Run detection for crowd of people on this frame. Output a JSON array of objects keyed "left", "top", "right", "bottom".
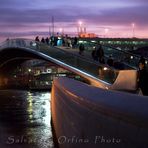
[{"left": 35, "top": 35, "right": 78, "bottom": 48}]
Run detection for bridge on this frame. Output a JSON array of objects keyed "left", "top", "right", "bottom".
[
  {"left": 1, "top": 39, "right": 148, "bottom": 148},
  {"left": 0, "top": 38, "right": 137, "bottom": 91}
]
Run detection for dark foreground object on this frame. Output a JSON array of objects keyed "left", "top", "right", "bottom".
[{"left": 51, "top": 77, "right": 148, "bottom": 148}]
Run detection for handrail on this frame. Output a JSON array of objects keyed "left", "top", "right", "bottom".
[
  {"left": 80, "top": 39, "right": 148, "bottom": 69},
  {"left": 81, "top": 39, "right": 147, "bottom": 59}
]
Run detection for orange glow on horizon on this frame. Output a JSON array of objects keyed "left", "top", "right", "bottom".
[{"left": 0, "top": 21, "right": 148, "bottom": 42}]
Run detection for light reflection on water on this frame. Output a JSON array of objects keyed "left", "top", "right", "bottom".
[
  {"left": 0, "top": 90, "right": 54, "bottom": 148},
  {"left": 26, "top": 92, "right": 52, "bottom": 125}
]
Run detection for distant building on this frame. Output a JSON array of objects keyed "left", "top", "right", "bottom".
[
  {"left": 78, "top": 37, "right": 148, "bottom": 51},
  {"left": 79, "top": 33, "right": 97, "bottom": 38}
]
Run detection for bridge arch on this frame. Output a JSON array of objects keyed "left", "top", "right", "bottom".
[{"left": 0, "top": 47, "right": 52, "bottom": 70}]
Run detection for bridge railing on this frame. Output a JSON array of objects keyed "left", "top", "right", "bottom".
[
  {"left": 103, "top": 45, "right": 148, "bottom": 69},
  {"left": 79, "top": 40, "right": 148, "bottom": 69}
]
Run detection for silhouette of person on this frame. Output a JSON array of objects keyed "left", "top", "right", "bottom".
[
  {"left": 139, "top": 56, "right": 145, "bottom": 65},
  {"left": 45, "top": 37, "right": 49, "bottom": 45},
  {"left": 138, "top": 62, "right": 148, "bottom": 95},
  {"left": 35, "top": 36, "right": 40, "bottom": 42},
  {"left": 107, "top": 55, "right": 114, "bottom": 66},
  {"left": 91, "top": 47, "right": 98, "bottom": 61},
  {"left": 73, "top": 37, "right": 78, "bottom": 48},
  {"left": 96, "top": 44, "right": 105, "bottom": 64},
  {"left": 41, "top": 37, "right": 45, "bottom": 43},
  {"left": 79, "top": 43, "right": 85, "bottom": 55}
]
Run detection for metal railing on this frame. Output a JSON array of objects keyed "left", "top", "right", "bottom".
[{"left": 79, "top": 40, "right": 148, "bottom": 69}]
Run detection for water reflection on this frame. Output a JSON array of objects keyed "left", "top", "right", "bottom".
[{"left": 0, "top": 90, "right": 54, "bottom": 148}]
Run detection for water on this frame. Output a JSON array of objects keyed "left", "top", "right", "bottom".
[{"left": 0, "top": 89, "right": 54, "bottom": 148}]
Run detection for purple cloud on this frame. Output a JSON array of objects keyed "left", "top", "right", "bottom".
[{"left": 0, "top": 0, "right": 148, "bottom": 41}]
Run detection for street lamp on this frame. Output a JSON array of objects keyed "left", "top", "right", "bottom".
[
  {"left": 104, "top": 28, "right": 109, "bottom": 38},
  {"left": 79, "top": 21, "right": 82, "bottom": 26},
  {"left": 78, "top": 21, "right": 83, "bottom": 34},
  {"left": 59, "top": 28, "right": 64, "bottom": 35},
  {"left": 132, "top": 23, "right": 135, "bottom": 38},
  {"left": 59, "top": 28, "right": 62, "bottom": 32}
]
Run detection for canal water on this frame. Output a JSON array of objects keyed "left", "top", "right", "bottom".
[{"left": 0, "top": 89, "right": 54, "bottom": 148}]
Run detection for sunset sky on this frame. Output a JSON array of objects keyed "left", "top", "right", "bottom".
[{"left": 0, "top": 0, "right": 148, "bottom": 41}]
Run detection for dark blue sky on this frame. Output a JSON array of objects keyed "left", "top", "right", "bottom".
[{"left": 0, "top": 0, "right": 148, "bottom": 41}]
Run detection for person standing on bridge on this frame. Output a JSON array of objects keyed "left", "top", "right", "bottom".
[
  {"left": 138, "top": 56, "right": 145, "bottom": 66},
  {"left": 79, "top": 43, "right": 85, "bottom": 55},
  {"left": 107, "top": 55, "right": 114, "bottom": 67},
  {"left": 138, "top": 61, "right": 148, "bottom": 96},
  {"left": 96, "top": 44, "right": 105, "bottom": 64},
  {"left": 73, "top": 37, "right": 78, "bottom": 48},
  {"left": 35, "top": 36, "right": 40, "bottom": 42},
  {"left": 45, "top": 37, "right": 49, "bottom": 45},
  {"left": 41, "top": 37, "right": 45, "bottom": 43}
]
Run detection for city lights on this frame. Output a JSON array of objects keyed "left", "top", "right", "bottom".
[
  {"left": 78, "top": 21, "right": 82, "bottom": 27},
  {"left": 104, "top": 28, "right": 109, "bottom": 37}
]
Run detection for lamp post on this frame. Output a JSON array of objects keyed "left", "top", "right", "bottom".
[
  {"left": 52, "top": 16, "right": 54, "bottom": 36},
  {"left": 78, "top": 21, "right": 83, "bottom": 34},
  {"left": 132, "top": 23, "right": 135, "bottom": 38},
  {"left": 104, "top": 28, "right": 109, "bottom": 38},
  {"left": 59, "top": 28, "right": 64, "bottom": 35}
]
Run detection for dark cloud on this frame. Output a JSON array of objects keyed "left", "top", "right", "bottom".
[
  {"left": 0, "top": 4, "right": 148, "bottom": 26},
  {"left": 0, "top": 31, "right": 49, "bottom": 37},
  {"left": 90, "top": 5, "right": 148, "bottom": 26}
]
